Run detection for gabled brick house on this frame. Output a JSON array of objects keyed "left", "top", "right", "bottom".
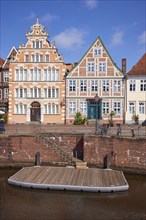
[
  {"left": 8, "top": 18, "right": 67, "bottom": 124},
  {"left": 66, "top": 36, "right": 125, "bottom": 124}
]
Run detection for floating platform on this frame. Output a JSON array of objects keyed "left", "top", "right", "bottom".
[{"left": 8, "top": 166, "right": 129, "bottom": 193}]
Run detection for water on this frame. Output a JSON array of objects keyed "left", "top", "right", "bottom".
[{"left": 0, "top": 168, "right": 146, "bottom": 220}]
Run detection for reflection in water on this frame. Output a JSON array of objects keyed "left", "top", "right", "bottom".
[{"left": 0, "top": 168, "right": 146, "bottom": 220}]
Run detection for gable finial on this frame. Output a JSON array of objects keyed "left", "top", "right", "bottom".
[{"left": 36, "top": 16, "right": 39, "bottom": 24}]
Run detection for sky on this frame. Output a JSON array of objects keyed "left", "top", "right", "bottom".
[{"left": 0, "top": 0, "right": 146, "bottom": 72}]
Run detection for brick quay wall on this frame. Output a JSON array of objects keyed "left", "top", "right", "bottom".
[{"left": 0, "top": 133, "right": 146, "bottom": 174}]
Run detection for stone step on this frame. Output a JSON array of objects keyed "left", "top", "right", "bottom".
[{"left": 75, "top": 161, "right": 88, "bottom": 169}]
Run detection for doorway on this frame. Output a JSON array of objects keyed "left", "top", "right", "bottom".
[{"left": 30, "top": 102, "right": 41, "bottom": 122}]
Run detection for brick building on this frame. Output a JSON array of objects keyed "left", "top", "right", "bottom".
[
  {"left": 66, "top": 36, "right": 125, "bottom": 124},
  {"left": 8, "top": 18, "right": 67, "bottom": 124}
]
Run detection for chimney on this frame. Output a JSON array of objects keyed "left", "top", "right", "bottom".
[{"left": 122, "top": 58, "right": 126, "bottom": 75}]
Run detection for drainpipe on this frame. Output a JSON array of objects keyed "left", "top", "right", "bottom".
[{"left": 122, "top": 58, "right": 127, "bottom": 124}]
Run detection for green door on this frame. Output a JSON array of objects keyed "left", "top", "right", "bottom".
[{"left": 88, "top": 102, "right": 96, "bottom": 119}]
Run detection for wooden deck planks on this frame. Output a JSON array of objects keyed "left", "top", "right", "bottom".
[{"left": 8, "top": 166, "right": 129, "bottom": 192}]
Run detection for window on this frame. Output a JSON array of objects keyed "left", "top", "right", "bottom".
[
  {"left": 69, "top": 80, "right": 76, "bottom": 92},
  {"left": 80, "top": 80, "right": 87, "bottom": 92},
  {"left": 99, "top": 62, "right": 106, "bottom": 72},
  {"left": 3, "top": 72, "right": 9, "bottom": 82},
  {"left": 55, "top": 69, "right": 59, "bottom": 81},
  {"left": 129, "top": 102, "right": 135, "bottom": 114},
  {"left": 69, "top": 101, "right": 76, "bottom": 114},
  {"left": 114, "top": 80, "right": 121, "bottom": 92},
  {"left": 36, "top": 41, "right": 39, "bottom": 48},
  {"left": 87, "top": 62, "right": 95, "bottom": 72},
  {"left": 129, "top": 79, "right": 136, "bottom": 91},
  {"left": 140, "top": 80, "right": 146, "bottom": 91},
  {"left": 94, "top": 48, "right": 101, "bottom": 56},
  {"left": 0, "top": 89, "right": 2, "bottom": 99},
  {"left": 30, "top": 88, "right": 41, "bottom": 98},
  {"left": 31, "top": 55, "right": 35, "bottom": 62},
  {"left": 102, "top": 80, "right": 109, "bottom": 92},
  {"left": 52, "top": 69, "right": 55, "bottom": 81},
  {"left": 4, "top": 88, "right": 9, "bottom": 99},
  {"left": 44, "top": 88, "right": 59, "bottom": 98},
  {"left": 40, "top": 55, "right": 43, "bottom": 62},
  {"left": 114, "top": 102, "right": 121, "bottom": 114},
  {"left": 80, "top": 101, "right": 87, "bottom": 114},
  {"left": 91, "top": 80, "right": 98, "bottom": 92},
  {"left": 139, "top": 102, "right": 145, "bottom": 114},
  {"left": 46, "top": 54, "right": 49, "bottom": 62},
  {"left": 103, "top": 102, "right": 109, "bottom": 114},
  {"left": 15, "top": 104, "right": 27, "bottom": 114},
  {"left": 25, "top": 55, "right": 29, "bottom": 62},
  {"left": 43, "top": 69, "right": 58, "bottom": 81},
  {"left": 44, "top": 104, "right": 59, "bottom": 114},
  {"left": 15, "top": 88, "right": 27, "bottom": 98}
]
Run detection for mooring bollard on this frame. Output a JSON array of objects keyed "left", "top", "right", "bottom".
[
  {"left": 35, "top": 151, "right": 41, "bottom": 166},
  {"left": 103, "top": 154, "right": 110, "bottom": 169}
]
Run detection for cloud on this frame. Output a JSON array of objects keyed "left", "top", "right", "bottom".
[
  {"left": 25, "top": 12, "right": 36, "bottom": 20},
  {"left": 52, "top": 27, "right": 87, "bottom": 50},
  {"left": 25, "top": 12, "right": 58, "bottom": 23},
  {"left": 110, "top": 28, "right": 124, "bottom": 47},
  {"left": 84, "top": 0, "right": 98, "bottom": 9},
  {"left": 41, "top": 13, "right": 59, "bottom": 23},
  {"left": 138, "top": 31, "right": 146, "bottom": 44}
]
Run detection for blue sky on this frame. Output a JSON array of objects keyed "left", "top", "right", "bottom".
[{"left": 0, "top": 0, "right": 146, "bottom": 71}]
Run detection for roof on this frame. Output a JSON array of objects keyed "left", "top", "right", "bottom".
[
  {"left": 128, "top": 53, "right": 146, "bottom": 75},
  {"left": 0, "top": 58, "right": 5, "bottom": 67}
]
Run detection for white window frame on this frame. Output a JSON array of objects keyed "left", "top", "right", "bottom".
[
  {"left": 99, "top": 62, "right": 106, "bottom": 72},
  {"left": 103, "top": 102, "right": 109, "bottom": 114},
  {"left": 129, "top": 79, "right": 136, "bottom": 91},
  {"left": 129, "top": 102, "right": 135, "bottom": 114},
  {"left": 139, "top": 102, "right": 145, "bottom": 114},
  {"left": 69, "top": 80, "right": 76, "bottom": 92},
  {"left": 80, "top": 101, "right": 87, "bottom": 114},
  {"left": 102, "top": 80, "right": 109, "bottom": 92},
  {"left": 140, "top": 79, "right": 146, "bottom": 91},
  {"left": 114, "top": 102, "right": 121, "bottom": 114},
  {"left": 94, "top": 47, "right": 102, "bottom": 57},
  {"left": 80, "top": 80, "right": 87, "bottom": 92},
  {"left": 69, "top": 101, "right": 76, "bottom": 114},
  {"left": 3, "top": 71, "right": 9, "bottom": 82},
  {"left": 91, "top": 80, "right": 98, "bottom": 92},
  {"left": 87, "top": 62, "right": 95, "bottom": 72},
  {"left": 4, "top": 88, "right": 9, "bottom": 98},
  {"left": 44, "top": 104, "right": 59, "bottom": 114},
  {"left": 15, "top": 104, "right": 27, "bottom": 114},
  {"left": 114, "top": 80, "right": 121, "bottom": 92}
]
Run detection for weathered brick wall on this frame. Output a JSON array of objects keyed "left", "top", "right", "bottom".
[
  {"left": 0, "top": 134, "right": 145, "bottom": 172},
  {"left": 0, "top": 135, "right": 64, "bottom": 166},
  {"left": 84, "top": 135, "right": 146, "bottom": 170}
]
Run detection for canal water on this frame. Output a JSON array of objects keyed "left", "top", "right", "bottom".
[{"left": 0, "top": 168, "right": 146, "bottom": 220}]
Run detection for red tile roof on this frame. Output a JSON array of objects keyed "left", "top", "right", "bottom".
[
  {"left": 0, "top": 58, "right": 5, "bottom": 67},
  {"left": 128, "top": 53, "right": 146, "bottom": 75}
]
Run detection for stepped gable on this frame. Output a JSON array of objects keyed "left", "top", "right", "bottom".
[{"left": 128, "top": 53, "right": 146, "bottom": 75}]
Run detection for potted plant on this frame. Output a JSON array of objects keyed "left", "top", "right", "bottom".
[
  {"left": 132, "top": 113, "right": 139, "bottom": 124},
  {"left": 108, "top": 111, "right": 115, "bottom": 127}
]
